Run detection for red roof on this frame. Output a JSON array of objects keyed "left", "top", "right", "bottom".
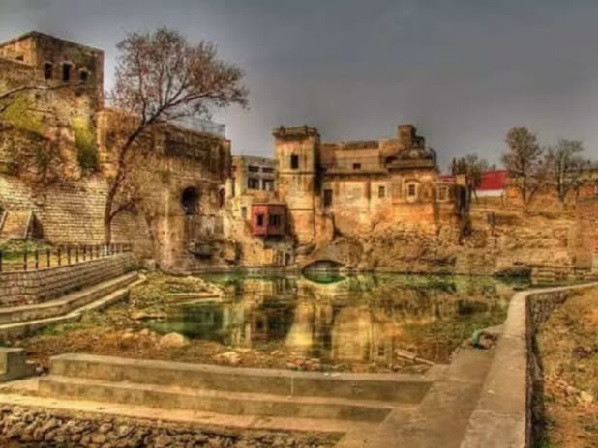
[
  {"left": 439, "top": 170, "right": 508, "bottom": 190},
  {"left": 479, "top": 170, "right": 508, "bottom": 190}
]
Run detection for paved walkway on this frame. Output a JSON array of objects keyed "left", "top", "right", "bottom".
[{"left": 337, "top": 348, "right": 493, "bottom": 447}]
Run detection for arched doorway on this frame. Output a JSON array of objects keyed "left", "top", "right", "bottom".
[{"left": 181, "top": 186, "right": 199, "bottom": 216}]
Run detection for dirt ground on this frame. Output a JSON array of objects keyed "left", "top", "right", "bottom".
[{"left": 534, "top": 289, "right": 598, "bottom": 448}]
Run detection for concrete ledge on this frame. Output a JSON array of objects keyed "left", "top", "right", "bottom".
[
  {"left": 48, "top": 352, "right": 436, "bottom": 404},
  {"left": 460, "top": 282, "right": 598, "bottom": 448},
  {"left": 0, "top": 348, "right": 35, "bottom": 382}
]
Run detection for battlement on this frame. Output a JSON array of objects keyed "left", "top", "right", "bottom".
[{"left": 272, "top": 126, "right": 319, "bottom": 140}]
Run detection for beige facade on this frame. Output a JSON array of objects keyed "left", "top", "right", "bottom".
[{"left": 273, "top": 124, "right": 464, "bottom": 248}]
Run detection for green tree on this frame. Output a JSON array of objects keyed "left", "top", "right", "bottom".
[
  {"left": 501, "top": 127, "right": 545, "bottom": 210},
  {"left": 103, "top": 27, "right": 248, "bottom": 243}
]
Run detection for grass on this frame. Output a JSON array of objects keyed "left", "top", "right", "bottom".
[{"left": 533, "top": 289, "right": 598, "bottom": 447}]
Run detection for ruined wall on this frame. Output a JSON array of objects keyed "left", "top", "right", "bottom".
[
  {"left": 0, "top": 253, "right": 136, "bottom": 306},
  {"left": 97, "top": 110, "right": 230, "bottom": 270}
]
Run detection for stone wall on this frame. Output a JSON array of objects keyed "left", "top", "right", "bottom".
[
  {"left": 0, "top": 252, "right": 136, "bottom": 306},
  {"left": 0, "top": 405, "right": 338, "bottom": 448},
  {"left": 460, "top": 283, "right": 598, "bottom": 448},
  {"left": 0, "top": 175, "right": 152, "bottom": 254}
]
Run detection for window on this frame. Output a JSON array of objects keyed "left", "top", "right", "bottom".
[
  {"left": 181, "top": 187, "right": 199, "bottom": 216},
  {"left": 262, "top": 167, "right": 275, "bottom": 174},
  {"left": 378, "top": 185, "right": 386, "bottom": 198},
  {"left": 248, "top": 165, "right": 259, "bottom": 173},
  {"left": 263, "top": 179, "right": 274, "bottom": 191},
  {"left": 437, "top": 186, "right": 449, "bottom": 201},
  {"left": 44, "top": 62, "right": 53, "bottom": 80},
  {"left": 79, "top": 70, "right": 89, "bottom": 82},
  {"left": 353, "top": 163, "right": 361, "bottom": 170},
  {"left": 248, "top": 178, "right": 260, "bottom": 189},
  {"left": 269, "top": 214, "right": 282, "bottom": 227},
  {"left": 407, "top": 183, "right": 417, "bottom": 198},
  {"left": 241, "top": 207, "right": 247, "bottom": 219},
  {"left": 62, "top": 63, "right": 72, "bottom": 82},
  {"left": 290, "top": 154, "right": 299, "bottom": 169},
  {"left": 256, "top": 213, "right": 264, "bottom": 227},
  {"left": 15, "top": 55, "right": 23, "bottom": 62},
  {"left": 219, "top": 188, "right": 225, "bottom": 208},
  {"left": 323, "top": 189, "right": 333, "bottom": 207}
]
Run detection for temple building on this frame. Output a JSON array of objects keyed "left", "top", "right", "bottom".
[{"left": 272, "top": 124, "right": 468, "bottom": 246}]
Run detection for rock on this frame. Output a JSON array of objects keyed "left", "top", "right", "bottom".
[
  {"left": 579, "top": 391, "right": 594, "bottom": 404},
  {"left": 217, "top": 351, "right": 241, "bottom": 365},
  {"left": 142, "top": 259, "right": 157, "bottom": 271},
  {"left": 158, "top": 332, "right": 190, "bottom": 349}
]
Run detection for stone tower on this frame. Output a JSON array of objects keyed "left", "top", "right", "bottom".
[{"left": 273, "top": 125, "right": 320, "bottom": 245}]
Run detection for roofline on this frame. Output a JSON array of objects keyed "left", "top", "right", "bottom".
[{"left": 0, "top": 31, "right": 104, "bottom": 54}]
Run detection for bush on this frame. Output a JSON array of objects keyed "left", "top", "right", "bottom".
[{"left": 73, "top": 117, "right": 99, "bottom": 172}]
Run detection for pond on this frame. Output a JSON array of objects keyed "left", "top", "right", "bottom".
[{"left": 148, "top": 273, "right": 523, "bottom": 371}]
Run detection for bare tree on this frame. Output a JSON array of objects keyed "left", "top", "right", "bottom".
[
  {"left": 104, "top": 27, "right": 249, "bottom": 243},
  {"left": 451, "top": 153, "right": 489, "bottom": 200},
  {"left": 501, "top": 127, "right": 545, "bottom": 210},
  {"left": 544, "top": 139, "right": 585, "bottom": 209}
]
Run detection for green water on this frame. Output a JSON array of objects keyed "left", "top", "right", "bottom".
[{"left": 150, "top": 273, "right": 524, "bottom": 366}]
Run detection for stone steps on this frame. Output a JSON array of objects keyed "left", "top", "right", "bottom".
[
  {"left": 0, "top": 389, "right": 372, "bottom": 435},
  {"left": 38, "top": 376, "right": 396, "bottom": 422},
  {"left": 47, "top": 353, "right": 434, "bottom": 403},
  {"left": 0, "top": 272, "right": 138, "bottom": 325},
  {"left": 35, "top": 353, "right": 435, "bottom": 430},
  {"left": 0, "top": 273, "right": 144, "bottom": 340}
]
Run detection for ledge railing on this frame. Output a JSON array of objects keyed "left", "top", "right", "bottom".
[{"left": 0, "top": 243, "right": 133, "bottom": 273}]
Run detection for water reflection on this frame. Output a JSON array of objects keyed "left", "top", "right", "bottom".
[{"left": 151, "top": 274, "right": 518, "bottom": 366}]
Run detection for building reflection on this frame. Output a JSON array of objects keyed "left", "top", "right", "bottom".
[{"left": 163, "top": 274, "right": 512, "bottom": 364}]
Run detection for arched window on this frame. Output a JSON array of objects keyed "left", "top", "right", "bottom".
[{"left": 181, "top": 187, "right": 199, "bottom": 216}]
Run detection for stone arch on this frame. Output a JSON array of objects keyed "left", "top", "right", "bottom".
[{"left": 181, "top": 186, "right": 199, "bottom": 216}]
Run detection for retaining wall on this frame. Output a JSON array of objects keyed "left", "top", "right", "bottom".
[
  {"left": 0, "top": 253, "right": 137, "bottom": 306},
  {"left": 459, "top": 282, "right": 598, "bottom": 448}
]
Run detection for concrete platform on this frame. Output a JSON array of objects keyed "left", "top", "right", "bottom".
[
  {"left": 39, "top": 375, "right": 398, "bottom": 421},
  {"left": 48, "top": 352, "right": 436, "bottom": 403}
]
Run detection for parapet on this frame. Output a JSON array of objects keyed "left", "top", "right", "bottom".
[{"left": 272, "top": 126, "right": 319, "bottom": 140}]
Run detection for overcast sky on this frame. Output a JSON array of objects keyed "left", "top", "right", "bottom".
[{"left": 1, "top": 0, "right": 598, "bottom": 170}]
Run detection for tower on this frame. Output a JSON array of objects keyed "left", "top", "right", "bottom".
[{"left": 273, "top": 125, "right": 320, "bottom": 245}]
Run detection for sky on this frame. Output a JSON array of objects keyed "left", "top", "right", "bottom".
[{"left": 1, "top": 0, "right": 598, "bottom": 171}]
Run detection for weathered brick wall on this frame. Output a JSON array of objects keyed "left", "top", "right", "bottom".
[
  {"left": 0, "top": 175, "right": 151, "bottom": 250},
  {"left": 0, "top": 252, "right": 136, "bottom": 306}
]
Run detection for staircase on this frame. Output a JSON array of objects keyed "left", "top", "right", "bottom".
[
  {"left": 36, "top": 353, "right": 434, "bottom": 432},
  {"left": 0, "top": 272, "right": 143, "bottom": 340}
]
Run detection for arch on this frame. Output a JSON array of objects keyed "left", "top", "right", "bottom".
[{"left": 181, "top": 186, "right": 199, "bottom": 216}]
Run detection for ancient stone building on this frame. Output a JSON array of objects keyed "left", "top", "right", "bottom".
[
  {"left": 273, "top": 124, "right": 467, "bottom": 251},
  {"left": 229, "top": 155, "right": 276, "bottom": 220},
  {"left": 0, "top": 31, "right": 230, "bottom": 270}
]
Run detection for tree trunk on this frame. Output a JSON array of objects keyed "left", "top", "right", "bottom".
[{"left": 104, "top": 184, "right": 117, "bottom": 245}]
